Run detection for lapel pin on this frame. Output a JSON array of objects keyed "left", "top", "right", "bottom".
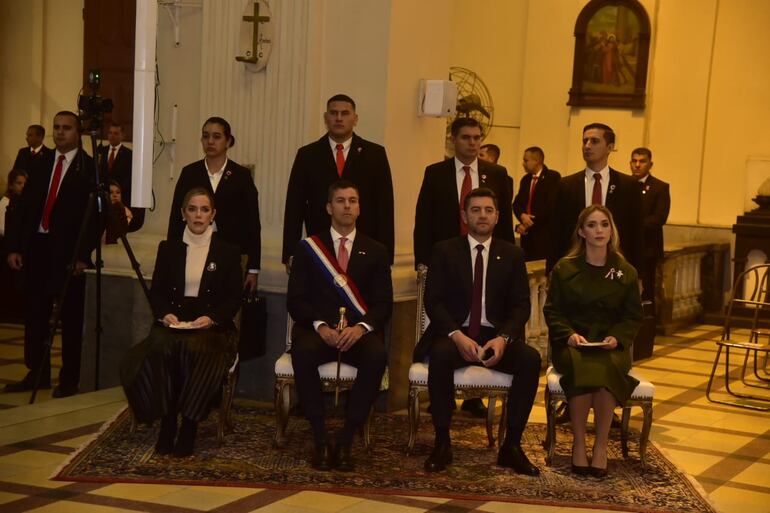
[
  {"left": 358, "top": 250, "right": 366, "bottom": 255},
  {"left": 496, "top": 255, "right": 501, "bottom": 260},
  {"left": 609, "top": 184, "right": 616, "bottom": 194},
  {"left": 207, "top": 262, "right": 217, "bottom": 272},
  {"left": 357, "top": 147, "right": 362, "bottom": 153},
  {"left": 481, "top": 174, "right": 487, "bottom": 182}
]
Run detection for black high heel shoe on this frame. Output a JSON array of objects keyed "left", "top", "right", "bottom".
[
  {"left": 173, "top": 418, "right": 198, "bottom": 457},
  {"left": 571, "top": 447, "right": 591, "bottom": 476}
]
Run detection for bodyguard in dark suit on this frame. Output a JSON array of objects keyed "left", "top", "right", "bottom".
[
  {"left": 414, "top": 118, "right": 514, "bottom": 269},
  {"left": 288, "top": 180, "right": 392, "bottom": 472},
  {"left": 97, "top": 123, "right": 144, "bottom": 231},
  {"left": 5, "top": 112, "right": 97, "bottom": 397},
  {"left": 512, "top": 146, "right": 561, "bottom": 261},
  {"left": 12, "top": 125, "right": 53, "bottom": 173},
  {"left": 283, "top": 94, "right": 394, "bottom": 266},
  {"left": 416, "top": 188, "right": 541, "bottom": 475},
  {"left": 630, "top": 147, "right": 670, "bottom": 302},
  {"left": 548, "top": 123, "right": 643, "bottom": 273},
  {"left": 168, "top": 117, "right": 261, "bottom": 293}
]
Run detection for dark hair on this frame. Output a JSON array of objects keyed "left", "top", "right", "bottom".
[
  {"left": 28, "top": 124, "right": 45, "bottom": 137},
  {"left": 583, "top": 122, "right": 615, "bottom": 145},
  {"left": 108, "top": 122, "right": 123, "bottom": 131},
  {"left": 631, "top": 147, "right": 652, "bottom": 160},
  {"left": 182, "top": 187, "right": 215, "bottom": 210},
  {"left": 451, "top": 117, "right": 483, "bottom": 137},
  {"left": 524, "top": 146, "right": 545, "bottom": 161},
  {"left": 202, "top": 116, "right": 235, "bottom": 148},
  {"left": 327, "top": 179, "right": 360, "bottom": 203},
  {"left": 480, "top": 144, "right": 501, "bottom": 161},
  {"left": 463, "top": 187, "right": 498, "bottom": 211},
  {"left": 4, "top": 169, "right": 28, "bottom": 198},
  {"left": 108, "top": 179, "right": 122, "bottom": 191},
  {"left": 55, "top": 111, "right": 81, "bottom": 129},
  {"left": 326, "top": 94, "right": 356, "bottom": 111}
]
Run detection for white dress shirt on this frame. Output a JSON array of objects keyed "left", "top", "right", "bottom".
[
  {"left": 583, "top": 165, "right": 610, "bottom": 207},
  {"left": 204, "top": 158, "right": 228, "bottom": 192},
  {"left": 329, "top": 136, "right": 352, "bottom": 161}
]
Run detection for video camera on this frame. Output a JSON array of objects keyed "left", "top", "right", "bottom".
[{"left": 78, "top": 69, "right": 114, "bottom": 132}]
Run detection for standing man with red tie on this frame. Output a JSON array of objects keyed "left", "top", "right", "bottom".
[
  {"left": 414, "top": 118, "right": 514, "bottom": 270},
  {"left": 548, "top": 123, "right": 642, "bottom": 274},
  {"left": 4, "top": 111, "right": 97, "bottom": 397},
  {"left": 282, "top": 94, "right": 394, "bottom": 270},
  {"left": 512, "top": 146, "right": 561, "bottom": 261},
  {"left": 13, "top": 125, "right": 54, "bottom": 173}
]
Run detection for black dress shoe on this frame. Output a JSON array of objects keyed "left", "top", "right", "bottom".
[
  {"left": 173, "top": 418, "right": 198, "bottom": 457},
  {"left": 155, "top": 415, "right": 177, "bottom": 455},
  {"left": 497, "top": 445, "right": 540, "bottom": 476},
  {"left": 461, "top": 398, "right": 487, "bottom": 418},
  {"left": 424, "top": 441, "right": 452, "bottom": 472},
  {"left": 333, "top": 442, "right": 355, "bottom": 472},
  {"left": 311, "top": 441, "right": 333, "bottom": 471},
  {"left": 52, "top": 385, "right": 78, "bottom": 398}
]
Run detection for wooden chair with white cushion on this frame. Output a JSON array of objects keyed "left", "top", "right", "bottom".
[
  {"left": 274, "top": 315, "right": 387, "bottom": 448},
  {"left": 543, "top": 354, "right": 655, "bottom": 468},
  {"left": 407, "top": 265, "right": 511, "bottom": 454}
]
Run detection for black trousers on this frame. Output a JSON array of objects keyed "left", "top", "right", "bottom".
[
  {"left": 641, "top": 257, "right": 657, "bottom": 303},
  {"left": 427, "top": 326, "right": 541, "bottom": 444},
  {"left": 291, "top": 324, "right": 386, "bottom": 432},
  {"left": 23, "top": 234, "right": 86, "bottom": 389}
]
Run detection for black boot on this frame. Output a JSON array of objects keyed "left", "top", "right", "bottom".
[
  {"left": 173, "top": 418, "right": 198, "bottom": 457},
  {"left": 155, "top": 414, "right": 177, "bottom": 455}
]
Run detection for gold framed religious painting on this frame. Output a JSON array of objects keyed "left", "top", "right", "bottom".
[{"left": 567, "top": 0, "right": 651, "bottom": 109}]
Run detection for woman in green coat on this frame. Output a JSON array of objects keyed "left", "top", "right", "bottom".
[{"left": 544, "top": 205, "right": 642, "bottom": 478}]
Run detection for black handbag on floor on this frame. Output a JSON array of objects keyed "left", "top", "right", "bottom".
[{"left": 239, "top": 295, "right": 267, "bottom": 360}]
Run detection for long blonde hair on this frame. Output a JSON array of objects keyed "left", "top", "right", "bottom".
[{"left": 564, "top": 205, "right": 622, "bottom": 258}]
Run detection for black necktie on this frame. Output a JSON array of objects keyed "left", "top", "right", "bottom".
[{"left": 469, "top": 244, "right": 484, "bottom": 339}]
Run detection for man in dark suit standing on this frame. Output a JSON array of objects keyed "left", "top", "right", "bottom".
[
  {"left": 630, "top": 147, "right": 670, "bottom": 303},
  {"left": 5, "top": 111, "right": 97, "bottom": 397},
  {"left": 512, "top": 146, "right": 561, "bottom": 261},
  {"left": 415, "top": 187, "right": 540, "bottom": 475},
  {"left": 414, "top": 118, "right": 514, "bottom": 270},
  {"left": 548, "top": 123, "right": 643, "bottom": 273},
  {"left": 13, "top": 125, "right": 53, "bottom": 173},
  {"left": 287, "top": 180, "right": 392, "bottom": 472},
  {"left": 97, "top": 123, "right": 144, "bottom": 231},
  {"left": 283, "top": 94, "right": 394, "bottom": 268}
]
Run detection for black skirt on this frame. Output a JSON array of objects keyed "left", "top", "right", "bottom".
[{"left": 120, "top": 318, "right": 237, "bottom": 423}]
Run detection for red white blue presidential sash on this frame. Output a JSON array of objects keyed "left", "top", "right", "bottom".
[{"left": 301, "top": 235, "right": 368, "bottom": 317}]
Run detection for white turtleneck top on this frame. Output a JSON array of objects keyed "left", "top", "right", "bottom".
[{"left": 182, "top": 225, "right": 213, "bottom": 297}]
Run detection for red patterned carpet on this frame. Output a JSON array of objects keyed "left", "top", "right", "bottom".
[{"left": 55, "top": 403, "right": 717, "bottom": 513}]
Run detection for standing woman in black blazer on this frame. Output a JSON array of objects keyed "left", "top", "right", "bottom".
[
  {"left": 168, "top": 117, "right": 261, "bottom": 292},
  {"left": 122, "top": 188, "right": 242, "bottom": 457}
]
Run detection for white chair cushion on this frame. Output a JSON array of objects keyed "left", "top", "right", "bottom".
[
  {"left": 546, "top": 365, "right": 654, "bottom": 399},
  {"left": 409, "top": 362, "right": 513, "bottom": 388},
  {"left": 274, "top": 352, "right": 359, "bottom": 380}
]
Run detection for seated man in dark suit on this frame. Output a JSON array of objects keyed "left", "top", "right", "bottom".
[
  {"left": 415, "top": 187, "right": 541, "bottom": 475},
  {"left": 13, "top": 125, "right": 53, "bottom": 173},
  {"left": 287, "top": 180, "right": 392, "bottom": 472}
]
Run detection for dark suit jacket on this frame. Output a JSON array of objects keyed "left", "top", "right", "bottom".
[
  {"left": 149, "top": 235, "right": 242, "bottom": 327},
  {"left": 413, "top": 236, "right": 530, "bottom": 362},
  {"left": 512, "top": 166, "right": 561, "bottom": 261},
  {"left": 639, "top": 174, "right": 670, "bottom": 260},
  {"left": 6, "top": 149, "right": 97, "bottom": 290},
  {"left": 168, "top": 159, "right": 261, "bottom": 270},
  {"left": 287, "top": 231, "right": 393, "bottom": 331},
  {"left": 13, "top": 145, "right": 54, "bottom": 173},
  {"left": 548, "top": 168, "right": 643, "bottom": 273},
  {"left": 413, "top": 159, "right": 515, "bottom": 268},
  {"left": 282, "top": 133, "right": 394, "bottom": 264}
]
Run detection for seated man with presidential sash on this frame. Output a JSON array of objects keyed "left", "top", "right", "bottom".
[{"left": 287, "top": 180, "right": 393, "bottom": 471}]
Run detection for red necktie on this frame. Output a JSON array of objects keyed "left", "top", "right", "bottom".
[
  {"left": 592, "top": 173, "right": 603, "bottom": 205},
  {"left": 526, "top": 175, "right": 539, "bottom": 214},
  {"left": 109, "top": 147, "right": 116, "bottom": 171},
  {"left": 335, "top": 144, "right": 345, "bottom": 177},
  {"left": 30, "top": 149, "right": 36, "bottom": 157},
  {"left": 42, "top": 155, "right": 66, "bottom": 231},
  {"left": 459, "top": 166, "right": 472, "bottom": 235},
  {"left": 337, "top": 236, "right": 349, "bottom": 272},
  {"left": 468, "top": 244, "right": 484, "bottom": 339}
]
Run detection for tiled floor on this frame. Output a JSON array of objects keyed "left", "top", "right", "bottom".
[{"left": 0, "top": 323, "right": 768, "bottom": 512}]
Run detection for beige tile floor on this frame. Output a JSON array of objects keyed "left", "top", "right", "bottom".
[{"left": 0, "top": 323, "right": 768, "bottom": 512}]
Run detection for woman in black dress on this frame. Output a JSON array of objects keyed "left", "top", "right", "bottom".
[
  {"left": 121, "top": 188, "right": 241, "bottom": 457},
  {"left": 167, "top": 117, "right": 261, "bottom": 294}
]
